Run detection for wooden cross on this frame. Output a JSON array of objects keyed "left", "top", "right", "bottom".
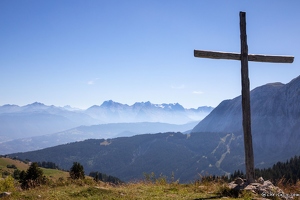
[{"left": 194, "top": 12, "right": 294, "bottom": 183}]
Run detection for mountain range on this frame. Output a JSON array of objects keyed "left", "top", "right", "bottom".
[
  {"left": 10, "top": 75, "right": 300, "bottom": 182},
  {"left": 0, "top": 101, "right": 213, "bottom": 142},
  {"left": 85, "top": 100, "right": 212, "bottom": 124}
]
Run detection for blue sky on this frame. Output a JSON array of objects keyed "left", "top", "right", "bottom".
[{"left": 0, "top": 1, "right": 299, "bottom": 109}]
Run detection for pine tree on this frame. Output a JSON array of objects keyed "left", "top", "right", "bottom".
[
  {"left": 20, "top": 162, "right": 45, "bottom": 189},
  {"left": 69, "top": 162, "right": 85, "bottom": 179}
]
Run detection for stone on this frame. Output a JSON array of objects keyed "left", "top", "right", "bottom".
[
  {"left": 263, "top": 180, "right": 273, "bottom": 187},
  {"left": 257, "top": 177, "right": 264, "bottom": 184},
  {"left": 227, "top": 179, "right": 292, "bottom": 199},
  {"left": 234, "top": 177, "right": 244, "bottom": 185},
  {"left": 228, "top": 182, "right": 238, "bottom": 189},
  {"left": 244, "top": 184, "right": 256, "bottom": 191},
  {"left": 0, "top": 192, "right": 11, "bottom": 198}
]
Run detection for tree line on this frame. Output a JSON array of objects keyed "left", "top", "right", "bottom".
[
  {"left": 230, "top": 155, "right": 300, "bottom": 184},
  {"left": 37, "top": 161, "right": 60, "bottom": 170},
  {"left": 89, "top": 171, "right": 123, "bottom": 184},
  {"left": 255, "top": 155, "right": 300, "bottom": 184}
]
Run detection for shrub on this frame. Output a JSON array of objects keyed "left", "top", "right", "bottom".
[
  {"left": 6, "top": 164, "right": 17, "bottom": 169},
  {"left": 13, "top": 169, "right": 21, "bottom": 180},
  {"left": 69, "top": 162, "right": 85, "bottom": 180},
  {"left": 1, "top": 171, "right": 10, "bottom": 178},
  {"left": 0, "top": 176, "right": 15, "bottom": 192},
  {"left": 143, "top": 172, "right": 156, "bottom": 183}
]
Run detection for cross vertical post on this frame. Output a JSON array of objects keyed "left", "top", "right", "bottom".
[{"left": 240, "top": 12, "right": 255, "bottom": 183}]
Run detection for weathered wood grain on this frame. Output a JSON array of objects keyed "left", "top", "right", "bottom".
[
  {"left": 240, "top": 11, "right": 255, "bottom": 184},
  {"left": 248, "top": 54, "right": 294, "bottom": 63},
  {"left": 194, "top": 50, "right": 294, "bottom": 63}
]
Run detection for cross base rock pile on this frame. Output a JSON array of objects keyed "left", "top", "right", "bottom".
[{"left": 228, "top": 177, "right": 293, "bottom": 200}]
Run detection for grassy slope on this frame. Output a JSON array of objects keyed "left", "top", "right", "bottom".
[
  {"left": 1, "top": 157, "right": 299, "bottom": 199},
  {"left": 0, "top": 157, "right": 69, "bottom": 180},
  {"left": 9, "top": 180, "right": 300, "bottom": 200},
  {"left": 41, "top": 168, "right": 69, "bottom": 180},
  {"left": 8, "top": 181, "right": 248, "bottom": 200},
  {"left": 0, "top": 157, "right": 248, "bottom": 199},
  {"left": 0, "top": 157, "right": 29, "bottom": 171}
]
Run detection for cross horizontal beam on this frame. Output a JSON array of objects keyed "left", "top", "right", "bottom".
[{"left": 194, "top": 50, "right": 294, "bottom": 63}]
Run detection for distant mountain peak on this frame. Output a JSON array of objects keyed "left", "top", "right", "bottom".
[
  {"left": 100, "top": 100, "right": 129, "bottom": 109},
  {"left": 132, "top": 101, "right": 152, "bottom": 110},
  {"left": 100, "top": 100, "right": 117, "bottom": 107},
  {"left": 24, "top": 102, "right": 48, "bottom": 109},
  {"left": 27, "top": 102, "right": 46, "bottom": 106},
  {"left": 266, "top": 82, "right": 284, "bottom": 87},
  {"left": 62, "top": 105, "right": 82, "bottom": 111},
  {"left": 160, "top": 103, "right": 185, "bottom": 111},
  {"left": 2, "top": 104, "right": 19, "bottom": 107},
  {"left": 133, "top": 101, "right": 151, "bottom": 105},
  {"left": 84, "top": 100, "right": 213, "bottom": 124}
]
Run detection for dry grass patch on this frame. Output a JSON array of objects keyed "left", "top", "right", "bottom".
[{"left": 0, "top": 157, "right": 29, "bottom": 171}]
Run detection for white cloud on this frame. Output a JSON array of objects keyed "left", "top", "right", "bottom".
[
  {"left": 193, "top": 91, "right": 204, "bottom": 95},
  {"left": 87, "top": 80, "right": 94, "bottom": 85},
  {"left": 87, "top": 78, "right": 99, "bottom": 85}
]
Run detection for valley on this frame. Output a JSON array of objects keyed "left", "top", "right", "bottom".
[
  {"left": 3, "top": 76, "right": 300, "bottom": 184},
  {"left": 0, "top": 101, "right": 212, "bottom": 154}
]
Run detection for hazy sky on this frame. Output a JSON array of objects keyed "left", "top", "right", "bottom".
[{"left": 1, "top": 1, "right": 299, "bottom": 109}]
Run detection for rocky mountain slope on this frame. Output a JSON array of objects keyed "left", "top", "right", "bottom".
[{"left": 192, "top": 75, "right": 300, "bottom": 163}]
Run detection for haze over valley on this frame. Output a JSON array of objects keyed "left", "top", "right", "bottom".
[
  {"left": 8, "top": 76, "right": 300, "bottom": 182},
  {"left": 0, "top": 101, "right": 212, "bottom": 154}
]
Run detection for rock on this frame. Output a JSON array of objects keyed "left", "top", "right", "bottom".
[
  {"left": 262, "top": 180, "right": 273, "bottom": 187},
  {"left": 228, "top": 182, "right": 238, "bottom": 189},
  {"left": 0, "top": 192, "right": 11, "bottom": 198},
  {"left": 234, "top": 177, "right": 244, "bottom": 185},
  {"left": 244, "top": 184, "right": 256, "bottom": 192},
  {"left": 227, "top": 179, "right": 291, "bottom": 199},
  {"left": 257, "top": 177, "right": 264, "bottom": 184}
]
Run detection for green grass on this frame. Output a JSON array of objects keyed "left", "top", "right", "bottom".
[
  {"left": 1, "top": 157, "right": 298, "bottom": 199},
  {"left": 6, "top": 180, "right": 249, "bottom": 200},
  {"left": 0, "top": 157, "right": 70, "bottom": 181},
  {"left": 41, "top": 168, "right": 69, "bottom": 180},
  {"left": 2, "top": 171, "right": 298, "bottom": 199}
]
